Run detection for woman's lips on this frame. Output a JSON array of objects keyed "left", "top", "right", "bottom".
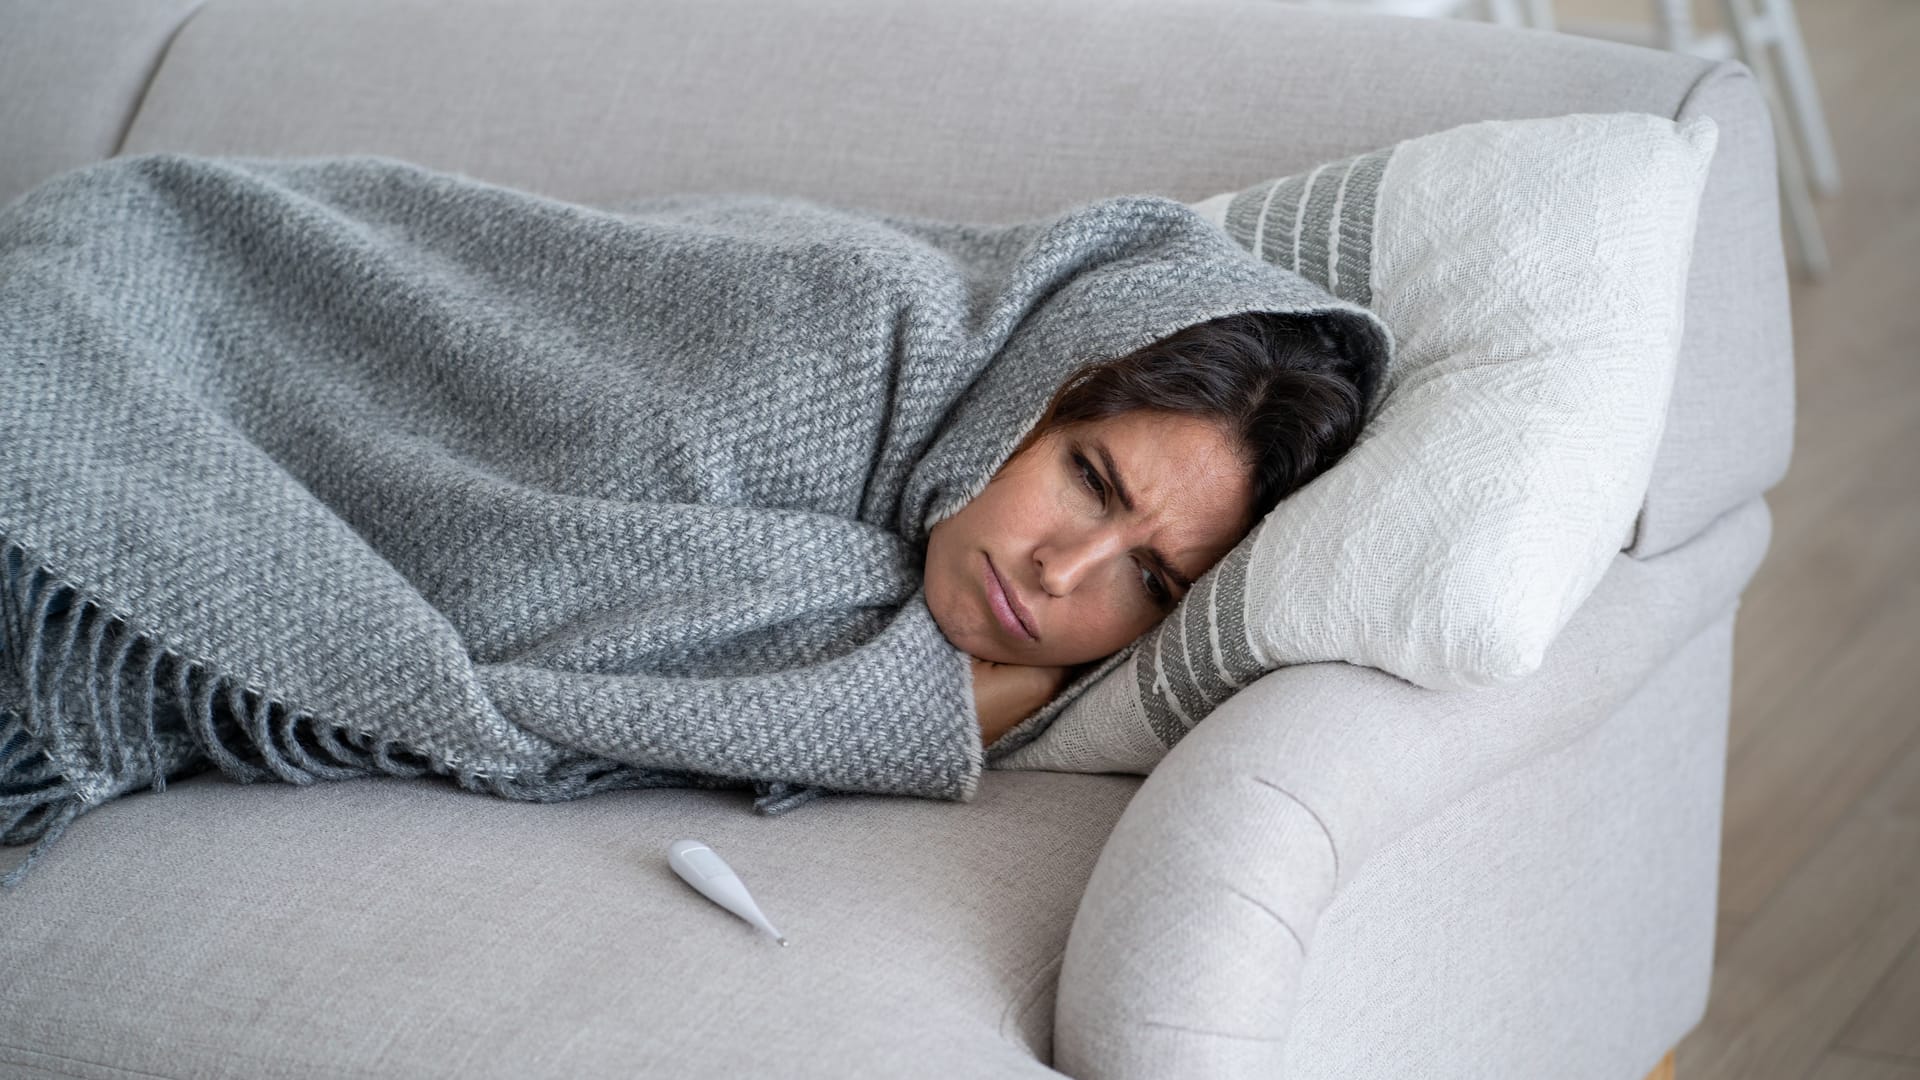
[{"left": 983, "top": 553, "right": 1037, "bottom": 641}]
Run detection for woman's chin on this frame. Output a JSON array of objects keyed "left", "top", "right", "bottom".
[
  {"left": 970, "top": 642, "right": 1024, "bottom": 664},
  {"left": 925, "top": 575, "right": 1077, "bottom": 665},
  {"left": 926, "top": 590, "right": 989, "bottom": 658},
  {"left": 974, "top": 630, "right": 1081, "bottom": 667},
  {"left": 946, "top": 619, "right": 1013, "bottom": 662},
  {"left": 945, "top": 616, "right": 1027, "bottom": 664}
]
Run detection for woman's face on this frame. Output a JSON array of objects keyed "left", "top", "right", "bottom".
[{"left": 924, "top": 410, "right": 1256, "bottom": 667}]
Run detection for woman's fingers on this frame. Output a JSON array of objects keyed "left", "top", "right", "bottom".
[{"left": 969, "top": 657, "right": 1073, "bottom": 747}]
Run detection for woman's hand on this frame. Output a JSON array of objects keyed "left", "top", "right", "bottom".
[{"left": 970, "top": 657, "right": 1073, "bottom": 748}]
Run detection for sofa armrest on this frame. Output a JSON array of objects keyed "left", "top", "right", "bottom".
[{"left": 1052, "top": 497, "right": 1772, "bottom": 1080}]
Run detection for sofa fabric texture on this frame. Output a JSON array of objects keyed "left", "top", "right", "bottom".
[
  {"left": 0, "top": 769, "right": 1136, "bottom": 1078},
  {"left": 0, "top": 0, "right": 203, "bottom": 208}
]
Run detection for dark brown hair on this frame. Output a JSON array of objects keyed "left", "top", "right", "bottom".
[{"left": 1011, "top": 310, "right": 1377, "bottom": 526}]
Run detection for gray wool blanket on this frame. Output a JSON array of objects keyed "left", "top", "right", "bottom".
[{"left": 0, "top": 153, "right": 1386, "bottom": 889}]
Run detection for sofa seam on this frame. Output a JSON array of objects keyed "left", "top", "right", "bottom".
[
  {"left": 0, "top": 1040, "right": 182, "bottom": 1080},
  {"left": 998, "top": 950, "right": 1065, "bottom": 1046},
  {"left": 1627, "top": 492, "right": 1770, "bottom": 567},
  {"left": 1226, "top": 884, "right": 1307, "bottom": 955},
  {"left": 111, "top": 1, "right": 209, "bottom": 157},
  {"left": 1673, "top": 54, "right": 1755, "bottom": 124},
  {"left": 1138, "top": 1019, "right": 1290, "bottom": 1043},
  {"left": 1251, "top": 774, "right": 1340, "bottom": 885}
]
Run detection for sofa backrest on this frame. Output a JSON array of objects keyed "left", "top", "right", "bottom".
[{"left": 1, "top": 0, "right": 1794, "bottom": 560}]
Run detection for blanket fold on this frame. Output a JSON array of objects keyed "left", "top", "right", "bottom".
[{"left": 0, "top": 153, "right": 1383, "bottom": 888}]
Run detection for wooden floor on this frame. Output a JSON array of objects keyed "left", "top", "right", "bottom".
[{"left": 1554, "top": 2, "right": 1920, "bottom": 1077}]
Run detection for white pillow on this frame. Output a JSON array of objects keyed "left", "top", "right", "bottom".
[{"left": 991, "top": 111, "right": 1719, "bottom": 773}]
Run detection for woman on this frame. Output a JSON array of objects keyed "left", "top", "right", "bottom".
[{"left": 935, "top": 311, "right": 1370, "bottom": 748}]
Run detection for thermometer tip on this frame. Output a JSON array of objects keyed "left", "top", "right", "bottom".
[{"left": 778, "top": 936, "right": 789, "bottom": 947}]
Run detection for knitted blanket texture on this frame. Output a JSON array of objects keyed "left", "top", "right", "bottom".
[{"left": 0, "top": 154, "right": 1373, "bottom": 888}]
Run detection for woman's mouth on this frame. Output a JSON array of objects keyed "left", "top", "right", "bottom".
[{"left": 983, "top": 553, "right": 1037, "bottom": 641}]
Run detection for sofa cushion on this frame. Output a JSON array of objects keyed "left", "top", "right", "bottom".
[{"left": 0, "top": 768, "right": 1133, "bottom": 1078}]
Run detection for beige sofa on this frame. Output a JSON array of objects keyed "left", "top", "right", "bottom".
[{"left": 0, "top": 1, "right": 1793, "bottom": 1077}]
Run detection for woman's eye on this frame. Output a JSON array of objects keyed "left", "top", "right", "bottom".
[
  {"left": 1075, "top": 451, "right": 1172, "bottom": 607},
  {"left": 1074, "top": 454, "right": 1105, "bottom": 501},
  {"left": 1139, "top": 562, "right": 1172, "bottom": 606}
]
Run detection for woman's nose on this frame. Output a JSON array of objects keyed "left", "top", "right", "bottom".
[{"left": 1036, "top": 528, "right": 1122, "bottom": 597}]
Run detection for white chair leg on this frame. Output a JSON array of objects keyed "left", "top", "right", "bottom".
[
  {"left": 1772, "top": 107, "right": 1832, "bottom": 281},
  {"left": 1484, "top": 0, "right": 1526, "bottom": 27},
  {"left": 1723, "top": 0, "right": 1830, "bottom": 279},
  {"left": 1653, "top": 0, "right": 1693, "bottom": 52},
  {"left": 1758, "top": 0, "right": 1842, "bottom": 196}
]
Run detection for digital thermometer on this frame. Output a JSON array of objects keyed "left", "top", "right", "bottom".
[{"left": 668, "top": 838, "right": 789, "bottom": 946}]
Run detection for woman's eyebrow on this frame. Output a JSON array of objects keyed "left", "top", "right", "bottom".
[{"left": 1094, "top": 439, "right": 1196, "bottom": 591}]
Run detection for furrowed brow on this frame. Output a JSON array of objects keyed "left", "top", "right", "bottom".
[
  {"left": 1095, "top": 439, "right": 1197, "bottom": 592},
  {"left": 1155, "top": 551, "right": 1196, "bottom": 592},
  {"left": 1094, "top": 442, "right": 1135, "bottom": 513}
]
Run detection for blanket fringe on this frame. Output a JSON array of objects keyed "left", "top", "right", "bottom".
[
  {"left": 751, "top": 782, "right": 829, "bottom": 815},
  {"left": 0, "top": 532, "right": 503, "bottom": 890},
  {"left": 1, "top": 531, "right": 826, "bottom": 891}
]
